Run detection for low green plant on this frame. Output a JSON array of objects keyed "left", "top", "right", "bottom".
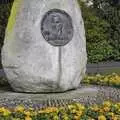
[
  {"left": 82, "top": 73, "right": 120, "bottom": 88},
  {"left": 0, "top": 101, "right": 120, "bottom": 120}
]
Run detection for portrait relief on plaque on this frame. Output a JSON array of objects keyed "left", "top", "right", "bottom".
[{"left": 41, "top": 9, "right": 74, "bottom": 46}]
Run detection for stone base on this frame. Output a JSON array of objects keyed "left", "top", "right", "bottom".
[
  {"left": 0, "top": 85, "right": 120, "bottom": 108},
  {"left": 0, "top": 85, "right": 98, "bottom": 108},
  {"left": 0, "top": 86, "right": 98, "bottom": 100}
]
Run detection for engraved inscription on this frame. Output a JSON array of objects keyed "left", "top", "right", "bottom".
[{"left": 41, "top": 9, "right": 73, "bottom": 46}]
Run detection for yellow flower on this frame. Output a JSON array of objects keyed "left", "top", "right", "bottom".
[
  {"left": 103, "top": 106, "right": 110, "bottom": 112},
  {"left": 3, "top": 109, "right": 11, "bottom": 116},
  {"left": 38, "top": 110, "right": 45, "bottom": 114},
  {"left": 24, "top": 111, "right": 31, "bottom": 116},
  {"left": 99, "top": 109, "right": 104, "bottom": 113},
  {"left": 68, "top": 105, "right": 75, "bottom": 110},
  {"left": 15, "top": 105, "right": 24, "bottom": 112},
  {"left": 71, "top": 109, "right": 77, "bottom": 113},
  {"left": 91, "top": 105, "right": 99, "bottom": 111},
  {"left": 74, "top": 115, "right": 80, "bottom": 120},
  {"left": 117, "top": 102, "right": 120, "bottom": 106},
  {"left": 39, "top": 107, "right": 58, "bottom": 113},
  {"left": 75, "top": 103, "right": 85, "bottom": 110},
  {"left": 32, "top": 111, "right": 37, "bottom": 116},
  {"left": 29, "top": 108, "right": 34, "bottom": 111},
  {"left": 108, "top": 112, "right": 114, "bottom": 117},
  {"left": 0, "top": 107, "right": 5, "bottom": 113},
  {"left": 96, "top": 74, "right": 101, "bottom": 77},
  {"left": 25, "top": 116, "right": 32, "bottom": 120},
  {"left": 98, "top": 115, "right": 106, "bottom": 120},
  {"left": 114, "top": 104, "right": 119, "bottom": 109},
  {"left": 63, "top": 114, "right": 69, "bottom": 120},
  {"left": 118, "top": 109, "right": 120, "bottom": 113},
  {"left": 112, "top": 116, "right": 118, "bottom": 120},
  {"left": 53, "top": 115, "right": 59, "bottom": 120},
  {"left": 76, "top": 111, "right": 83, "bottom": 117},
  {"left": 103, "top": 101, "right": 111, "bottom": 107},
  {"left": 104, "top": 77, "right": 109, "bottom": 82},
  {"left": 0, "top": 107, "right": 11, "bottom": 116}
]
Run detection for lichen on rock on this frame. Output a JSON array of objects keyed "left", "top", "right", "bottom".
[{"left": 6, "top": 0, "right": 23, "bottom": 37}]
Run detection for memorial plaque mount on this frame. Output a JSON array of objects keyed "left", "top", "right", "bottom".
[
  {"left": 41, "top": 9, "right": 74, "bottom": 46},
  {"left": 2, "top": 0, "right": 87, "bottom": 93}
]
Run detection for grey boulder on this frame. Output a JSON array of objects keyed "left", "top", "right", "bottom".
[{"left": 2, "top": 0, "right": 87, "bottom": 93}]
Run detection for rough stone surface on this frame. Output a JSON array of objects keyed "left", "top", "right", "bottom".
[
  {"left": 0, "top": 85, "right": 98, "bottom": 108},
  {"left": 2, "top": 0, "right": 87, "bottom": 92},
  {"left": 0, "top": 85, "right": 120, "bottom": 108}
]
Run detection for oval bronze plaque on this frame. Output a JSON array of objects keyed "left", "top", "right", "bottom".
[{"left": 41, "top": 9, "right": 74, "bottom": 46}]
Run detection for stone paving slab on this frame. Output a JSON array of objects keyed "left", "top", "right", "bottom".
[
  {"left": 0, "top": 86, "right": 98, "bottom": 101},
  {"left": 0, "top": 85, "right": 120, "bottom": 109}
]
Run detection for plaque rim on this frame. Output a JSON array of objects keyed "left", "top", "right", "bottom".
[{"left": 41, "top": 8, "right": 74, "bottom": 47}]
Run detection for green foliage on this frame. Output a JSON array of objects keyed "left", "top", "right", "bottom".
[
  {"left": 79, "top": 1, "right": 114, "bottom": 63},
  {"left": 86, "top": 17, "right": 113, "bottom": 63},
  {"left": 82, "top": 73, "right": 120, "bottom": 88},
  {"left": 78, "top": 0, "right": 120, "bottom": 63},
  {"left": 0, "top": 3, "right": 13, "bottom": 68},
  {"left": 0, "top": 101, "right": 120, "bottom": 120},
  {"left": 102, "top": 7, "right": 120, "bottom": 61},
  {"left": 89, "top": 0, "right": 120, "bottom": 61},
  {"left": 0, "top": 3, "right": 12, "bottom": 47}
]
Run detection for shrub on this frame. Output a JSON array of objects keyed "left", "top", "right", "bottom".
[
  {"left": 0, "top": 3, "right": 12, "bottom": 68},
  {"left": 88, "top": 0, "right": 120, "bottom": 61},
  {"left": 79, "top": 1, "right": 114, "bottom": 63},
  {"left": 0, "top": 3, "right": 12, "bottom": 47},
  {"left": 82, "top": 73, "right": 120, "bottom": 88}
]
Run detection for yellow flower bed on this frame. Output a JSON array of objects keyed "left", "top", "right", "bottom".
[
  {"left": 0, "top": 101, "right": 120, "bottom": 120},
  {"left": 82, "top": 73, "right": 120, "bottom": 88}
]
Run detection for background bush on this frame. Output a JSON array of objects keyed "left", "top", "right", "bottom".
[
  {"left": 0, "top": 3, "right": 13, "bottom": 68},
  {"left": 78, "top": 0, "right": 120, "bottom": 63},
  {"left": 0, "top": 0, "right": 120, "bottom": 64},
  {"left": 90, "top": 0, "right": 120, "bottom": 62},
  {"left": 79, "top": 1, "right": 113, "bottom": 63}
]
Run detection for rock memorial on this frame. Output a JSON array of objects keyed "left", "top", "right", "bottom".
[{"left": 2, "top": 0, "right": 87, "bottom": 93}]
